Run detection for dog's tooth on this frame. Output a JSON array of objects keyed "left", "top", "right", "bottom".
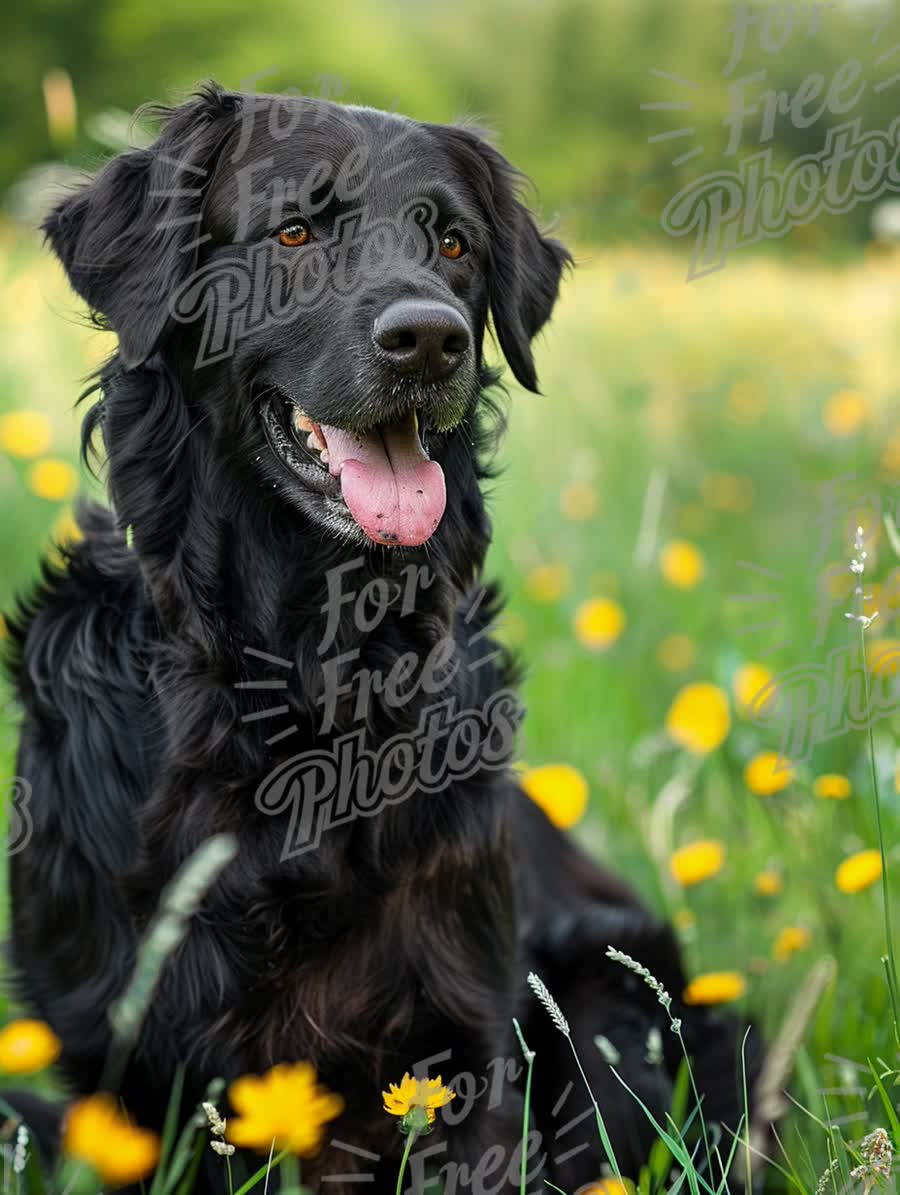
[
  {"left": 293, "top": 410, "right": 313, "bottom": 433},
  {"left": 319, "top": 449, "right": 330, "bottom": 465}
]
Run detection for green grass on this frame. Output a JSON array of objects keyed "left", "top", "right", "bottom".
[{"left": 1, "top": 225, "right": 899, "bottom": 1190}]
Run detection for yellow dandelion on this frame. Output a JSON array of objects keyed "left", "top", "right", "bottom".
[
  {"left": 754, "top": 870, "right": 783, "bottom": 897},
  {"left": 0, "top": 1019, "right": 61, "bottom": 1074},
  {"left": 52, "top": 508, "right": 83, "bottom": 547},
  {"left": 573, "top": 597, "right": 625, "bottom": 650},
  {"left": 521, "top": 763, "right": 589, "bottom": 829},
  {"left": 683, "top": 972, "right": 746, "bottom": 1005},
  {"left": 823, "top": 390, "right": 867, "bottom": 437},
  {"left": 665, "top": 682, "right": 731, "bottom": 755},
  {"left": 670, "top": 840, "right": 726, "bottom": 887},
  {"left": 383, "top": 1073, "right": 455, "bottom": 1131},
  {"left": 733, "top": 663, "right": 776, "bottom": 718},
  {"left": 813, "top": 773, "right": 852, "bottom": 800},
  {"left": 660, "top": 540, "right": 705, "bottom": 589},
  {"left": 773, "top": 925, "right": 811, "bottom": 962},
  {"left": 0, "top": 614, "right": 6, "bottom": 640},
  {"left": 577, "top": 1181, "right": 636, "bottom": 1195},
  {"left": 560, "top": 481, "right": 597, "bottom": 521},
  {"left": 525, "top": 564, "right": 570, "bottom": 604},
  {"left": 46, "top": 508, "right": 85, "bottom": 568},
  {"left": 744, "top": 751, "right": 794, "bottom": 796},
  {"left": 835, "top": 849, "right": 883, "bottom": 894},
  {"left": 867, "top": 639, "right": 900, "bottom": 677},
  {"left": 0, "top": 411, "right": 52, "bottom": 458},
  {"left": 27, "top": 459, "right": 78, "bottom": 502},
  {"left": 226, "top": 1062, "right": 344, "bottom": 1155},
  {"left": 672, "top": 908, "right": 696, "bottom": 931},
  {"left": 64, "top": 1094, "right": 160, "bottom": 1186},
  {"left": 657, "top": 633, "right": 696, "bottom": 672}
]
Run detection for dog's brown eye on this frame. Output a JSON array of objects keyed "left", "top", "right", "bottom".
[
  {"left": 439, "top": 231, "right": 466, "bottom": 260},
  {"left": 277, "top": 220, "right": 312, "bottom": 247}
]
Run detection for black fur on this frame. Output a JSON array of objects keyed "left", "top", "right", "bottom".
[{"left": 6, "top": 84, "right": 760, "bottom": 1193}]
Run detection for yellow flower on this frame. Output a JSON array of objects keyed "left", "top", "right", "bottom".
[
  {"left": 665, "top": 683, "right": 731, "bottom": 755},
  {"left": 744, "top": 751, "right": 793, "bottom": 796},
  {"left": 0, "top": 411, "right": 52, "bottom": 458},
  {"left": 383, "top": 1073, "right": 455, "bottom": 1130},
  {"left": 672, "top": 908, "right": 696, "bottom": 931},
  {"left": 64, "top": 1094, "right": 160, "bottom": 1186},
  {"left": 754, "top": 869, "right": 783, "bottom": 897},
  {"left": 27, "top": 458, "right": 78, "bottom": 502},
  {"left": 657, "top": 633, "right": 696, "bottom": 672},
  {"left": 0, "top": 614, "right": 6, "bottom": 639},
  {"left": 823, "top": 389, "right": 867, "bottom": 437},
  {"left": 573, "top": 598, "right": 625, "bottom": 650},
  {"left": 227, "top": 1062, "right": 344, "bottom": 1155},
  {"left": 521, "top": 763, "right": 589, "bottom": 828},
  {"left": 733, "top": 663, "right": 775, "bottom": 718},
  {"left": 867, "top": 639, "right": 900, "bottom": 677},
  {"left": 773, "top": 925, "right": 811, "bottom": 962},
  {"left": 683, "top": 971, "right": 747, "bottom": 1005},
  {"left": 813, "top": 773, "right": 852, "bottom": 800},
  {"left": 0, "top": 1019, "right": 61, "bottom": 1074},
  {"left": 660, "top": 540, "right": 705, "bottom": 589},
  {"left": 525, "top": 564, "right": 570, "bottom": 603},
  {"left": 45, "top": 508, "right": 85, "bottom": 568},
  {"left": 577, "top": 1181, "right": 636, "bottom": 1195},
  {"left": 670, "top": 840, "right": 726, "bottom": 887},
  {"left": 52, "top": 508, "right": 83, "bottom": 547},
  {"left": 835, "top": 849, "right": 883, "bottom": 894},
  {"left": 560, "top": 481, "right": 597, "bottom": 521}
]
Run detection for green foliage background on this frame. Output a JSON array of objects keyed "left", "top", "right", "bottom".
[
  {"left": 5, "top": 0, "right": 900, "bottom": 246},
  {"left": 2, "top": 0, "right": 900, "bottom": 1188}
]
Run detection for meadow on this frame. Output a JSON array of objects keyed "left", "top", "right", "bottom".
[{"left": 0, "top": 223, "right": 899, "bottom": 1191}]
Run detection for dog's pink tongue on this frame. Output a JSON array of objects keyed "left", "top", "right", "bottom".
[{"left": 320, "top": 413, "right": 446, "bottom": 547}]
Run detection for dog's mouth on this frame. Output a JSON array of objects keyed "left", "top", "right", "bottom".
[{"left": 261, "top": 396, "right": 447, "bottom": 547}]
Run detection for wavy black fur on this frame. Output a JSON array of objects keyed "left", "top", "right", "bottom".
[{"left": 5, "top": 83, "right": 762, "bottom": 1193}]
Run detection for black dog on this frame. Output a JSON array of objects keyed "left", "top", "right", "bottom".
[{"left": 6, "top": 84, "right": 759, "bottom": 1193}]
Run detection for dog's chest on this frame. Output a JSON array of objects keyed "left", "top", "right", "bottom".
[{"left": 241, "top": 840, "right": 516, "bottom": 1074}]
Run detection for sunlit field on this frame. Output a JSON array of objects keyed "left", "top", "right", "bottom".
[{"left": 1, "top": 224, "right": 899, "bottom": 1189}]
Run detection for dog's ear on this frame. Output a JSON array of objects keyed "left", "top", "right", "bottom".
[
  {"left": 43, "top": 82, "right": 240, "bottom": 368},
  {"left": 448, "top": 127, "right": 572, "bottom": 392}
]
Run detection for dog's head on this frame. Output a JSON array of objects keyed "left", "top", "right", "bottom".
[{"left": 45, "top": 83, "right": 570, "bottom": 551}]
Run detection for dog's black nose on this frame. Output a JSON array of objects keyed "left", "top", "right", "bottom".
[{"left": 373, "top": 301, "right": 470, "bottom": 381}]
